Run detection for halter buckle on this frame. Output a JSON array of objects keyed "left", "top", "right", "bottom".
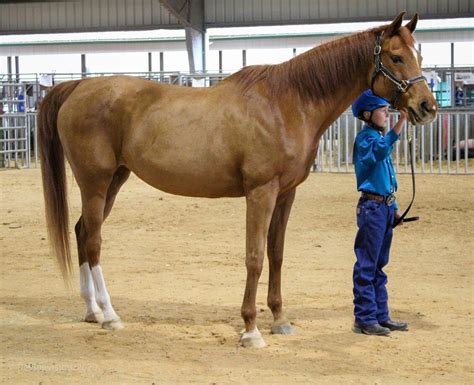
[
  {"left": 397, "top": 80, "right": 409, "bottom": 93},
  {"left": 374, "top": 45, "right": 381, "bottom": 56}
]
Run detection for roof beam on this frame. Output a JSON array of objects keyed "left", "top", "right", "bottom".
[
  {"left": 159, "top": 0, "right": 204, "bottom": 32},
  {"left": 160, "top": 0, "right": 206, "bottom": 72}
]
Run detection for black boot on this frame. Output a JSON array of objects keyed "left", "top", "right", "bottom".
[
  {"left": 353, "top": 322, "right": 391, "bottom": 336},
  {"left": 380, "top": 319, "right": 408, "bottom": 331}
]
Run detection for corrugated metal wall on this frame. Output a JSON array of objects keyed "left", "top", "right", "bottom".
[
  {"left": 0, "top": 0, "right": 180, "bottom": 34},
  {"left": 0, "top": 0, "right": 472, "bottom": 35},
  {"left": 205, "top": 0, "right": 473, "bottom": 27}
]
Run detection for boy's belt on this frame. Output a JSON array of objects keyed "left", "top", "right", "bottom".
[{"left": 361, "top": 192, "right": 396, "bottom": 206}]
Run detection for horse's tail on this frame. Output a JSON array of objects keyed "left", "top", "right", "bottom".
[{"left": 38, "top": 80, "right": 82, "bottom": 282}]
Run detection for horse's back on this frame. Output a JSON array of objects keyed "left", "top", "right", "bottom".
[{"left": 57, "top": 76, "right": 249, "bottom": 197}]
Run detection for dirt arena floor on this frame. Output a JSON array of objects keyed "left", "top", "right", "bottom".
[{"left": 1, "top": 167, "right": 473, "bottom": 384}]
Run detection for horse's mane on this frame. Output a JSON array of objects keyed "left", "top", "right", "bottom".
[{"left": 223, "top": 25, "right": 386, "bottom": 102}]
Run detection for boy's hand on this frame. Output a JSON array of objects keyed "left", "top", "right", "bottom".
[
  {"left": 393, "top": 108, "right": 408, "bottom": 135},
  {"left": 398, "top": 108, "right": 408, "bottom": 122}
]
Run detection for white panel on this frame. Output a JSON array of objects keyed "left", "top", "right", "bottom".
[{"left": 1, "top": 29, "right": 472, "bottom": 58}]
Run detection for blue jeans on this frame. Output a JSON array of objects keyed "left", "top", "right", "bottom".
[{"left": 353, "top": 198, "right": 395, "bottom": 326}]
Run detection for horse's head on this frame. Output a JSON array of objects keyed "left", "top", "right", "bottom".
[{"left": 371, "top": 12, "right": 437, "bottom": 125}]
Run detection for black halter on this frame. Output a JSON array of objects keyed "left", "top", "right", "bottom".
[{"left": 371, "top": 33, "right": 427, "bottom": 108}]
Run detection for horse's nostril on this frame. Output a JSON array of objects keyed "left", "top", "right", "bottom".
[{"left": 420, "top": 101, "right": 431, "bottom": 113}]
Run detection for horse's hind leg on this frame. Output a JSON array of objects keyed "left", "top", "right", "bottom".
[
  {"left": 240, "top": 179, "right": 279, "bottom": 348},
  {"left": 267, "top": 188, "right": 296, "bottom": 335},
  {"left": 76, "top": 217, "right": 103, "bottom": 324},
  {"left": 76, "top": 166, "right": 130, "bottom": 330}
]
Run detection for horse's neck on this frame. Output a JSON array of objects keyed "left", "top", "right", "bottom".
[
  {"left": 314, "top": 83, "right": 368, "bottom": 131},
  {"left": 289, "top": 31, "right": 375, "bottom": 138}
]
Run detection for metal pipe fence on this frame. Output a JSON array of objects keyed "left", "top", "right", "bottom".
[
  {"left": 315, "top": 110, "right": 473, "bottom": 174},
  {"left": 1, "top": 72, "right": 473, "bottom": 173}
]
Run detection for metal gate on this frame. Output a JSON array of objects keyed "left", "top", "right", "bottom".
[{"left": 0, "top": 82, "right": 32, "bottom": 168}]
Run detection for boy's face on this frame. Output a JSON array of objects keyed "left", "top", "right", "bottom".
[{"left": 365, "top": 106, "right": 389, "bottom": 128}]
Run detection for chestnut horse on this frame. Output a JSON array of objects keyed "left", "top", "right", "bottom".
[{"left": 38, "top": 12, "right": 436, "bottom": 347}]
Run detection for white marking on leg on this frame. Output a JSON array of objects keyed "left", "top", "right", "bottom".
[
  {"left": 91, "top": 264, "right": 123, "bottom": 329},
  {"left": 240, "top": 327, "right": 267, "bottom": 348},
  {"left": 79, "top": 263, "right": 103, "bottom": 323}
]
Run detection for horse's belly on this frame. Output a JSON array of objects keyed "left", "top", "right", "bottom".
[{"left": 127, "top": 158, "right": 245, "bottom": 198}]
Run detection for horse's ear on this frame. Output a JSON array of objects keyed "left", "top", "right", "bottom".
[
  {"left": 386, "top": 12, "right": 406, "bottom": 36},
  {"left": 405, "top": 13, "right": 419, "bottom": 33}
]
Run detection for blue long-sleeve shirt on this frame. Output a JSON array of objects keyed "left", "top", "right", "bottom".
[{"left": 353, "top": 125, "right": 400, "bottom": 210}]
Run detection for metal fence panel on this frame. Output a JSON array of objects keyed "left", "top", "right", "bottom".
[
  {"left": 1, "top": 73, "right": 472, "bottom": 173},
  {"left": 314, "top": 110, "right": 473, "bottom": 175}
]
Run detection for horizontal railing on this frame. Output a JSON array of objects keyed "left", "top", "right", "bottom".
[
  {"left": 315, "top": 110, "right": 473, "bottom": 175},
  {"left": 0, "top": 71, "right": 230, "bottom": 87},
  {"left": 1, "top": 110, "right": 472, "bottom": 174},
  {"left": 1, "top": 73, "right": 473, "bottom": 173}
]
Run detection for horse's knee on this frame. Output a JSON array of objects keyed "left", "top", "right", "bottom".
[{"left": 246, "top": 256, "right": 264, "bottom": 277}]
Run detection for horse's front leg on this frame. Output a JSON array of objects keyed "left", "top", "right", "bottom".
[
  {"left": 240, "top": 179, "right": 279, "bottom": 348},
  {"left": 267, "top": 188, "right": 296, "bottom": 335}
]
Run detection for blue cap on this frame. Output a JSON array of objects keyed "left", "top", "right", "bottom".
[{"left": 352, "top": 89, "right": 390, "bottom": 119}]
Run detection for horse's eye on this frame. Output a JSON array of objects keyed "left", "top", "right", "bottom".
[{"left": 391, "top": 55, "right": 403, "bottom": 64}]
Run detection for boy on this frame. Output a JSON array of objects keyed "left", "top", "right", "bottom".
[{"left": 351, "top": 89, "right": 408, "bottom": 336}]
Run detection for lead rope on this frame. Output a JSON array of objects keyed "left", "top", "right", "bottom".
[{"left": 393, "top": 122, "right": 419, "bottom": 228}]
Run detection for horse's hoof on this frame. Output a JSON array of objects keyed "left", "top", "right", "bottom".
[
  {"left": 102, "top": 319, "right": 124, "bottom": 330},
  {"left": 240, "top": 327, "right": 267, "bottom": 348},
  {"left": 84, "top": 311, "right": 104, "bottom": 324},
  {"left": 271, "top": 321, "right": 295, "bottom": 335}
]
